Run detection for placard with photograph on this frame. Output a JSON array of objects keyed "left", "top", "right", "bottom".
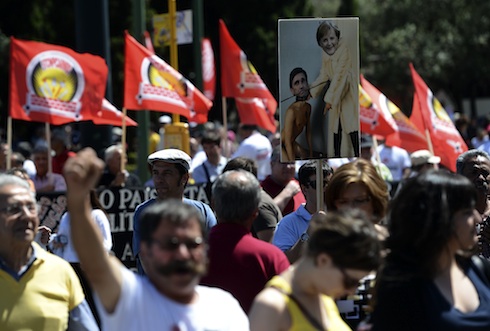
[{"left": 278, "top": 18, "right": 360, "bottom": 161}]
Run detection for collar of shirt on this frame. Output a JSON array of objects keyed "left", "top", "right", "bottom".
[{"left": 0, "top": 244, "right": 38, "bottom": 281}]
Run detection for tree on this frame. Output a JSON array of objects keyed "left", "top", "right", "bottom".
[{"left": 359, "top": 0, "right": 490, "bottom": 116}]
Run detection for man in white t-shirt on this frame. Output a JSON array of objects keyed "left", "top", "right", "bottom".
[
  {"left": 64, "top": 148, "right": 249, "bottom": 331},
  {"left": 232, "top": 124, "right": 273, "bottom": 181},
  {"left": 375, "top": 141, "right": 411, "bottom": 182}
]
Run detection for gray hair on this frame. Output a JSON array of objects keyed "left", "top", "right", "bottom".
[
  {"left": 212, "top": 170, "right": 261, "bottom": 224},
  {"left": 0, "top": 174, "right": 35, "bottom": 199},
  {"left": 456, "top": 149, "right": 490, "bottom": 174},
  {"left": 104, "top": 144, "right": 123, "bottom": 163}
]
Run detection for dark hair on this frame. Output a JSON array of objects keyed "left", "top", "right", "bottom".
[
  {"left": 32, "top": 145, "right": 49, "bottom": 155},
  {"left": 289, "top": 67, "right": 308, "bottom": 88},
  {"left": 306, "top": 209, "right": 381, "bottom": 271},
  {"left": 201, "top": 131, "right": 221, "bottom": 146},
  {"left": 298, "top": 160, "right": 333, "bottom": 186},
  {"left": 212, "top": 170, "right": 261, "bottom": 224},
  {"left": 139, "top": 199, "right": 204, "bottom": 244},
  {"left": 223, "top": 157, "right": 258, "bottom": 178},
  {"left": 316, "top": 21, "right": 341, "bottom": 46},
  {"left": 386, "top": 170, "right": 476, "bottom": 278},
  {"left": 239, "top": 124, "right": 257, "bottom": 131}
]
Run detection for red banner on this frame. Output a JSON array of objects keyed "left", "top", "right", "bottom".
[
  {"left": 91, "top": 99, "right": 137, "bottom": 127},
  {"left": 219, "top": 19, "right": 276, "bottom": 104},
  {"left": 359, "top": 76, "right": 397, "bottom": 137},
  {"left": 123, "top": 31, "right": 212, "bottom": 120},
  {"left": 9, "top": 37, "right": 108, "bottom": 125},
  {"left": 409, "top": 63, "right": 467, "bottom": 172},
  {"left": 201, "top": 38, "right": 216, "bottom": 102},
  {"left": 235, "top": 98, "right": 276, "bottom": 133}
]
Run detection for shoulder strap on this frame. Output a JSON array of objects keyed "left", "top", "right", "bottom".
[
  {"left": 270, "top": 286, "right": 326, "bottom": 331},
  {"left": 202, "top": 162, "right": 211, "bottom": 183}
]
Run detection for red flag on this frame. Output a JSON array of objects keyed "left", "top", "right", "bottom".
[
  {"left": 235, "top": 97, "right": 276, "bottom": 133},
  {"left": 91, "top": 99, "right": 138, "bottom": 126},
  {"left": 359, "top": 76, "right": 397, "bottom": 137},
  {"left": 123, "top": 31, "right": 212, "bottom": 119},
  {"left": 409, "top": 63, "right": 467, "bottom": 172},
  {"left": 219, "top": 19, "right": 276, "bottom": 102},
  {"left": 201, "top": 38, "right": 216, "bottom": 102},
  {"left": 9, "top": 37, "right": 108, "bottom": 125},
  {"left": 359, "top": 75, "right": 427, "bottom": 152}
]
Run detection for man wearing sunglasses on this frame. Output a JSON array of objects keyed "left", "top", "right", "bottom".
[
  {"left": 64, "top": 148, "right": 249, "bottom": 331},
  {"left": 272, "top": 160, "right": 333, "bottom": 263}
]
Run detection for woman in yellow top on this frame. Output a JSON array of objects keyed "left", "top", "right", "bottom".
[{"left": 249, "top": 209, "right": 381, "bottom": 331}]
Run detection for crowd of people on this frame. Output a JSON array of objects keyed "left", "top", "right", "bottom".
[{"left": 1, "top": 114, "right": 490, "bottom": 331}]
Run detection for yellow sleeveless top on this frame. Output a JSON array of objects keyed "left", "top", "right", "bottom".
[{"left": 267, "top": 276, "right": 351, "bottom": 331}]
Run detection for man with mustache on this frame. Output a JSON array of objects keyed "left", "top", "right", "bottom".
[
  {"left": 64, "top": 148, "right": 248, "bottom": 331},
  {"left": 457, "top": 149, "right": 490, "bottom": 258},
  {"left": 0, "top": 174, "right": 97, "bottom": 330}
]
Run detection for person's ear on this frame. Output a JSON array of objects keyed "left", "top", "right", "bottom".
[
  {"left": 316, "top": 252, "right": 333, "bottom": 268},
  {"left": 181, "top": 173, "right": 190, "bottom": 186}
]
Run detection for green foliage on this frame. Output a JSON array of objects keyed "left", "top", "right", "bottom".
[
  {"left": 2, "top": 0, "right": 488, "bottom": 129},
  {"left": 359, "top": 0, "right": 490, "bottom": 113}
]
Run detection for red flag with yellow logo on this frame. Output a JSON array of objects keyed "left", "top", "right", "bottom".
[
  {"left": 409, "top": 63, "right": 467, "bottom": 172},
  {"left": 9, "top": 37, "right": 108, "bottom": 125},
  {"left": 359, "top": 75, "right": 397, "bottom": 137},
  {"left": 219, "top": 19, "right": 276, "bottom": 102},
  {"left": 124, "top": 31, "right": 212, "bottom": 121}
]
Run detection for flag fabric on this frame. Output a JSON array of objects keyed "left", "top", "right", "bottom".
[
  {"left": 360, "top": 75, "right": 427, "bottom": 152},
  {"left": 201, "top": 38, "right": 216, "bottom": 102},
  {"left": 91, "top": 99, "right": 138, "bottom": 127},
  {"left": 219, "top": 19, "right": 277, "bottom": 130},
  {"left": 359, "top": 76, "right": 397, "bottom": 137},
  {"left": 219, "top": 19, "right": 276, "bottom": 102},
  {"left": 123, "top": 31, "right": 212, "bottom": 120},
  {"left": 235, "top": 97, "right": 276, "bottom": 133},
  {"left": 9, "top": 37, "right": 108, "bottom": 125},
  {"left": 409, "top": 63, "right": 467, "bottom": 172}
]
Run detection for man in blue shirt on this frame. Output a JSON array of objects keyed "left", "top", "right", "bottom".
[{"left": 133, "top": 148, "right": 217, "bottom": 275}]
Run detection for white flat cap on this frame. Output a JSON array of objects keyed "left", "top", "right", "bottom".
[{"left": 147, "top": 148, "right": 191, "bottom": 171}]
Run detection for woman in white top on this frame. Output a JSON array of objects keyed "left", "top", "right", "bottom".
[{"left": 52, "top": 190, "right": 112, "bottom": 261}]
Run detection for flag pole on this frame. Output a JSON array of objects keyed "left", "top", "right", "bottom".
[
  {"left": 316, "top": 159, "right": 325, "bottom": 212},
  {"left": 6, "top": 116, "right": 12, "bottom": 170},
  {"left": 169, "top": 0, "right": 180, "bottom": 126},
  {"left": 425, "top": 129, "right": 434, "bottom": 155},
  {"left": 121, "top": 107, "right": 128, "bottom": 172},
  {"left": 222, "top": 96, "right": 230, "bottom": 158},
  {"left": 46, "top": 123, "right": 52, "bottom": 174}
]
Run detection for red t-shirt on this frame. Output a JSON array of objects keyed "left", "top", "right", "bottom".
[
  {"left": 52, "top": 149, "right": 76, "bottom": 174},
  {"left": 260, "top": 175, "right": 305, "bottom": 216}
]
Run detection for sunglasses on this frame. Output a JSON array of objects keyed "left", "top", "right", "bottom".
[
  {"left": 307, "top": 180, "right": 328, "bottom": 190},
  {"left": 338, "top": 266, "right": 361, "bottom": 289},
  {"left": 150, "top": 236, "right": 203, "bottom": 251}
]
